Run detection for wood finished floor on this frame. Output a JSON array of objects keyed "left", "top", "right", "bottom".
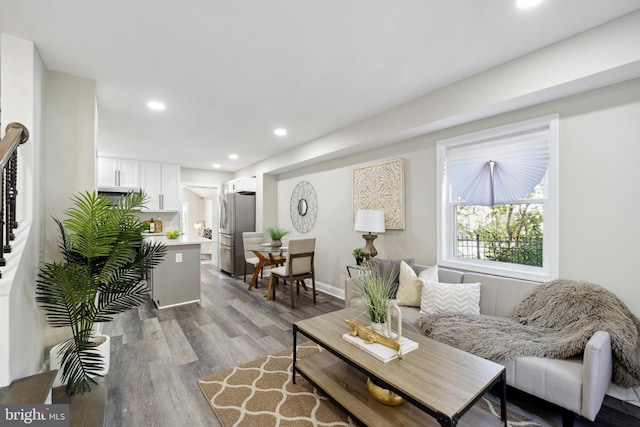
[{"left": 103, "top": 264, "right": 640, "bottom": 427}]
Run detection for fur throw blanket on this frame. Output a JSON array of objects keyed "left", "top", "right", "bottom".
[{"left": 415, "top": 279, "right": 640, "bottom": 388}]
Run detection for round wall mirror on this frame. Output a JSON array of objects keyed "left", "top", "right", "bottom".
[
  {"left": 298, "top": 199, "right": 308, "bottom": 216},
  {"left": 290, "top": 181, "right": 317, "bottom": 233}
]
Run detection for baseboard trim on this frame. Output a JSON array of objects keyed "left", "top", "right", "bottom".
[{"left": 315, "top": 281, "right": 345, "bottom": 301}]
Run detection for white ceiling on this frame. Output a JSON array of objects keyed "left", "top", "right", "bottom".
[
  {"left": 184, "top": 186, "right": 217, "bottom": 199},
  {"left": 1, "top": 1, "right": 640, "bottom": 172}
]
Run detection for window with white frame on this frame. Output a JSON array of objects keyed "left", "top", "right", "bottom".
[{"left": 437, "top": 115, "right": 559, "bottom": 281}]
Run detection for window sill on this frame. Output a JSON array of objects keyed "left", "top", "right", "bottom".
[{"left": 438, "top": 256, "right": 553, "bottom": 283}]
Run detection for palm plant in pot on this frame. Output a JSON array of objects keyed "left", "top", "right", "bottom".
[{"left": 36, "top": 190, "right": 166, "bottom": 396}]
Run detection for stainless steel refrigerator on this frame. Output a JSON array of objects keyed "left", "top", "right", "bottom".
[{"left": 219, "top": 191, "right": 256, "bottom": 276}]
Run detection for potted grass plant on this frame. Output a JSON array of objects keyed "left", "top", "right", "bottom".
[
  {"left": 36, "top": 190, "right": 166, "bottom": 396},
  {"left": 353, "top": 263, "right": 397, "bottom": 332},
  {"left": 265, "top": 226, "right": 289, "bottom": 248}
]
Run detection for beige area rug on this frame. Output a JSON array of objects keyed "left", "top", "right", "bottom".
[{"left": 198, "top": 344, "right": 543, "bottom": 427}]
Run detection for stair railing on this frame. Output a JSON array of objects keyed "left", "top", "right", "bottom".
[{"left": 0, "top": 122, "right": 30, "bottom": 278}]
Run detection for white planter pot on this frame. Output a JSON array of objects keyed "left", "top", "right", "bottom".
[
  {"left": 49, "top": 334, "right": 111, "bottom": 388},
  {"left": 370, "top": 322, "right": 387, "bottom": 335}
]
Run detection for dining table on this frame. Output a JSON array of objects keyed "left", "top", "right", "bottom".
[{"left": 246, "top": 244, "right": 287, "bottom": 291}]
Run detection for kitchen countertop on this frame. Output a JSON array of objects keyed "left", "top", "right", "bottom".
[{"left": 143, "top": 234, "right": 211, "bottom": 246}]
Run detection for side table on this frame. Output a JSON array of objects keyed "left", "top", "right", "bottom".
[{"left": 346, "top": 264, "right": 368, "bottom": 278}]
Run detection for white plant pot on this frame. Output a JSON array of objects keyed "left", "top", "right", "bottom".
[
  {"left": 370, "top": 322, "right": 387, "bottom": 335},
  {"left": 49, "top": 334, "right": 111, "bottom": 388}
]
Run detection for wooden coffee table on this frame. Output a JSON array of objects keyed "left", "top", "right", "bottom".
[{"left": 292, "top": 308, "right": 507, "bottom": 427}]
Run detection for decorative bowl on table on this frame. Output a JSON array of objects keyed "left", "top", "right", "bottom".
[{"left": 165, "top": 230, "right": 180, "bottom": 239}]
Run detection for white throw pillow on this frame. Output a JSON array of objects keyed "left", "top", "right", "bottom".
[
  {"left": 396, "top": 261, "right": 438, "bottom": 307},
  {"left": 419, "top": 280, "right": 481, "bottom": 315}
]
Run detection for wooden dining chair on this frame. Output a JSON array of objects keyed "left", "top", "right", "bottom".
[{"left": 267, "top": 238, "right": 316, "bottom": 308}]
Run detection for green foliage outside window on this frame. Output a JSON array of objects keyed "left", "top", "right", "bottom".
[{"left": 455, "top": 185, "right": 544, "bottom": 267}]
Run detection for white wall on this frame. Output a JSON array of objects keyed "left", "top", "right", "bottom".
[
  {"left": 274, "top": 79, "right": 640, "bottom": 315},
  {"left": 181, "top": 167, "right": 232, "bottom": 188},
  {"left": 180, "top": 187, "right": 217, "bottom": 261},
  {"left": 43, "top": 70, "right": 97, "bottom": 263},
  {"left": 0, "top": 33, "right": 46, "bottom": 386},
  {"left": 204, "top": 194, "right": 217, "bottom": 263},
  {"left": 203, "top": 195, "right": 216, "bottom": 231},
  {"left": 556, "top": 81, "right": 640, "bottom": 307},
  {"left": 41, "top": 70, "right": 97, "bottom": 348},
  {"left": 258, "top": 174, "right": 278, "bottom": 232},
  {"left": 182, "top": 188, "right": 204, "bottom": 236},
  {"left": 276, "top": 140, "right": 437, "bottom": 298}
]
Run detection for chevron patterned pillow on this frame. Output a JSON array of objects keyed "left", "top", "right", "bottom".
[{"left": 419, "top": 281, "right": 481, "bottom": 315}]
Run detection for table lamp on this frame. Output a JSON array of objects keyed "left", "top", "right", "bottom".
[{"left": 354, "top": 209, "right": 385, "bottom": 260}]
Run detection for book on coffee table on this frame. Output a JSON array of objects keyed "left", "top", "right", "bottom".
[{"left": 342, "top": 332, "right": 419, "bottom": 363}]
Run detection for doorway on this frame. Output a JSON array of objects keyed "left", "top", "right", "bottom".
[{"left": 182, "top": 186, "right": 218, "bottom": 265}]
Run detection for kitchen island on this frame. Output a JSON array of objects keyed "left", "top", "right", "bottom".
[{"left": 143, "top": 234, "right": 210, "bottom": 308}]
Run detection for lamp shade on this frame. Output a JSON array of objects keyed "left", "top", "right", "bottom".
[{"left": 354, "top": 209, "right": 385, "bottom": 233}]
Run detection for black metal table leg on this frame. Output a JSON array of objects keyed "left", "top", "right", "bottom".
[
  {"left": 500, "top": 371, "right": 507, "bottom": 424},
  {"left": 437, "top": 415, "right": 453, "bottom": 427},
  {"left": 292, "top": 324, "right": 298, "bottom": 384}
]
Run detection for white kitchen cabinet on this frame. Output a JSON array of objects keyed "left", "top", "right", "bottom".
[
  {"left": 139, "top": 161, "right": 181, "bottom": 211},
  {"left": 97, "top": 157, "right": 139, "bottom": 189},
  {"left": 160, "top": 163, "right": 180, "bottom": 210},
  {"left": 139, "top": 162, "right": 161, "bottom": 209}
]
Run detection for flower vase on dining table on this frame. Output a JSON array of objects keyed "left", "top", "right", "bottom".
[{"left": 265, "top": 226, "right": 288, "bottom": 249}]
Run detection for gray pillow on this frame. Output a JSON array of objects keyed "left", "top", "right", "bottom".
[{"left": 370, "top": 257, "right": 415, "bottom": 285}]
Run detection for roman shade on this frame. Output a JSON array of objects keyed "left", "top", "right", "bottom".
[{"left": 445, "top": 131, "right": 549, "bottom": 206}]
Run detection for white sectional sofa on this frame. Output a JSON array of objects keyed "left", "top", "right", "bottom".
[{"left": 345, "top": 265, "right": 613, "bottom": 426}]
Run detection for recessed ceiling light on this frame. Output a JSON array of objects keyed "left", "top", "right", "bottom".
[
  {"left": 274, "top": 128, "right": 287, "bottom": 136},
  {"left": 147, "top": 101, "right": 165, "bottom": 111},
  {"left": 229, "top": 154, "right": 239, "bottom": 160},
  {"left": 516, "top": 0, "right": 543, "bottom": 9},
  {"left": 212, "top": 163, "right": 221, "bottom": 169}
]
